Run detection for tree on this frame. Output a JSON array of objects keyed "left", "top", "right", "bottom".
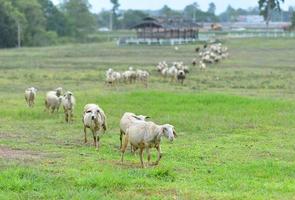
[
  {"left": 62, "top": 0, "right": 96, "bottom": 39},
  {"left": 208, "top": 2, "right": 216, "bottom": 14},
  {"left": 0, "top": 0, "right": 24, "bottom": 47},
  {"left": 12, "top": 0, "right": 47, "bottom": 46},
  {"left": 258, "top": 0, "right": 285, "bottom": 26},
  {"left": 110, "top": 0, "right": 120, "bottom": 29},
  {"left": 219, "top": 5, "right": 238, "bottom": 22},
  {"left": 119, "top": 10, "right": 148, "bottom": 29},
  {"left": 159, "top": 5, "right": 181, "bottom": 18},
  {"left": 38, "top": 0, "right": 69, "bottom": 36}
]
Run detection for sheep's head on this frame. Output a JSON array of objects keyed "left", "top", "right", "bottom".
[
  {"left": 64, "top": 91, "right": 73, "bottom": 100},
  {"left": 86, "top": 109, "right": 101, "bottom": 122},
  {"left": 162, "top": 124, "right": 176, "bottom": 142},
  {"left": 55, "top": 87, "right": 63, "bottom": 97}
]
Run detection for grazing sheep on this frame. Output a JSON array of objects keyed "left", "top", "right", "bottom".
[
  {"left": 121, "top": 121, "right": 177, "bottom": 168},
  {"left": 177, "top": 70, "right": 186, "bottom": 85},
  {"left": 61, "top": 91, "right": 75, "bottom": 123},
  {"left": 199, "top": 61, "right": 206, "bottom": 70},
  {"left": 192, "top": 58, "right": 197, "bottom": 66},
  {"left": 122, "top": 67, "right": 136, "bottom": 84},
  {"left": 44, "top": 91, "right": 62, "bottom": 113},
  {"left": 24, "top": 87, "right": 37, "bottom": 107},
  {"left": 83, "top": 104, "right": 107, "bottom": 149},
  {"left": 136, "top": 70, "right": 150, "bottom": 87},
  {"left": 119, "top": 112, "right": 150, "bottom": 151},
  {"left": 105, "top": 68, "right": 121, "bottom": 86}
]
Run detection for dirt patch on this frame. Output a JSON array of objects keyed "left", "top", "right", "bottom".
[{"left": 0, "top": 146, "right": 45, "bottom": 161}]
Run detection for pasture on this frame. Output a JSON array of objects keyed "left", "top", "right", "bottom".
[{"left": 1, "top": 38, "right": 295, "bottom": 199}]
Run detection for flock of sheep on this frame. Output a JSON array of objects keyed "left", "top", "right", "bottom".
[
  {"left": 23, "top": 42, "right": 229, "bottom": 168},
  {"left": 156, "top": 61, "right": 190, "bottom": 84},
  {"left": 193, "top": 43, "right": 229, "bottom": 69},
  {"left": 24, "top": 87, "right": 176, "bottom": 168},
  {"left": 105, "top": 67, "right": 150, "bottom": 87}
]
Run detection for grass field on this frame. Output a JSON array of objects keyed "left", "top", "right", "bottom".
[{"left": 1, "top": 38, "right": 295, "bottom": 199}]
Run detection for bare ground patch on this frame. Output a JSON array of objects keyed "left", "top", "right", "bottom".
[{"left": 0, "top": 146, "right": 46, "bottom": 161}]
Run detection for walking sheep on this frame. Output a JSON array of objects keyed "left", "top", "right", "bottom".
[
  {"left": 121, "top": 121, "right": 177, "bottom": 168},
  {"left": 62, "top": 91, "right": 75, "bottom": 122},
  {"left": 119, "top": 112, "right": 150, "bottom": 151},
  {"left": 24, "top": 87, "right": 37, "bottom": 107},
  {"left": 83, "top": 104, "right": 107, "bottom": 149},
  {"left": 44, "top": 91, "right": 62, "bottom": 113}
]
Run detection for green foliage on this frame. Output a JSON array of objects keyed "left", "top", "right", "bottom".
[
  {"left": 258, "top": 0, "right": 285, "bottom": 24},
  {"left": 61, "top": 0, "right": 96, "bottom": 39},
  {"left": 0, "top": 0, "right": 24, "bottom": 47}
]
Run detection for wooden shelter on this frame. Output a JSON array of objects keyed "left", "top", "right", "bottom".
[{"left": 131, "top": 17, "right": 199, "bottom": 40}]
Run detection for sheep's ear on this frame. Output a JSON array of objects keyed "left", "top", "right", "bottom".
[{"left": 132, "top": 115, "right": 141, "bottom": 120}]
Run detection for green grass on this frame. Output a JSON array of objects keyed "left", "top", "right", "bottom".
[{"left": 1, "top": 38, "right": 295, "bottom": 199}]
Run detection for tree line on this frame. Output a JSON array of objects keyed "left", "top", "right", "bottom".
[
  {"left": 0, "top": 0, "right": 294, "bottom": 48},
  {"left": 0, "top": 0, "right": 96, "bottom": 48}
]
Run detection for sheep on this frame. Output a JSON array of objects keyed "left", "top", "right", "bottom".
[
  {"left": 121, "top": 121, "right": 177, "bottom": 168},
  {"left": 61, "top": 91, "right": 75, "bottom": 123},
  {"left": 119, "top": 112, "right": 150, "bottom": 151},
  {"left": 83, "top": 104, "right": 107, "bottom": 149},
  {"left": 136, "top": 70, "right": 150, "bottom": 87},
  {"left": 122, "top": 67, "right": 136, "bottom": 84},
  {"left": 177, "top": 70, "right": 186, "bottom": 85},
  {"left": 44, "top": 91, "right": 62, "bottom": 113},
  {"left": 167, "top": 66, "right": 178, "bottom": 82},
  {"left": 192, "top": 58, "right": 197, "bottom": 66},
  {"left": 106, "top": 69, "right": 121, "bottom": 86},
  {"left": 24, "top": 87, "right": 37, "bottom": 107},
  {"left": 199, "top": 61, "right": 206, "bottom": 70}
]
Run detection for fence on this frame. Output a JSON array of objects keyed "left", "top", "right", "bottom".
[{"left": 198, "top": 31, "right": 295, "bottom": 41}]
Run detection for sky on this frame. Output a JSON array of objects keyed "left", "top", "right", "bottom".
[{"left": 52, "top": 0, "right": 295, "bottom": 14}]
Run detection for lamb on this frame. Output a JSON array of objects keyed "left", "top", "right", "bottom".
[
  {"left": 61, "top": 91, "right": 75, "bottom": 122},
  {"left": 24, "top": 87, "right": 37, "bottom": 107},
  {"left": 121, "top": 121, "right": 177, "bottom": 168},
  {"left": 119, "top": 112, "right": 150, "bottom": 151},
  {"left": 177, "top": 70, "right": 186, "bottom": 85},
  {"left": 44, "top": 91, "right": 62, "bottom": 113},
  {"left": 83, "top": 104, "right": 107, "bottom": 149}
]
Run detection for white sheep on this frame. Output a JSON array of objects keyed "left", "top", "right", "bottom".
[
  {"left": 83, "top": 104, "right": 107, "bottom": 149},
  {"left": 121, "top": 121, "right": 177, "bottom": 168},
  {"left": 136, "top": 70, "right": 150, "bottom": 87},
  {"left": 61, "top": 91, "right": 75, "bottom": 122},
  {"left": 24, "top": 87, "right": 37, "bottom": 107},
  {"left": 167, "top": 66, "right": 178, "bottom": 82},
  {"left": 44, "top": 91, "right": 62, "bottom": 113},
  {"left": 199, "top": 61, "right": 206, "bottom": 70},
  {"left": 119, "top": 112, "right": 150, "bottom": 151}
]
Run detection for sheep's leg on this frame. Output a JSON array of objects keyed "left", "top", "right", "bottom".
[
  {"left": 84, "top": 126, "right": 87, "bottom": 143},
  {"left": 147, "top": 148, "right": 151, "bottom": 165},
  {"left": 120, "top": 135, "right": 129, "bottom": 163},
  {"left": 119, "top": 129, "right": 124, "bottom": 149},
  {"left": 70, "top": 111, "right": 74, "bottom": 122},
  {"left": 155, "top": 145, "right": 162, "bottom": 165},
  {"left": 139, "top": 148, "right": 145, "bottom": 168},
  {"left": 92, "top": 131, "right": 98, "bottom": 149}
]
